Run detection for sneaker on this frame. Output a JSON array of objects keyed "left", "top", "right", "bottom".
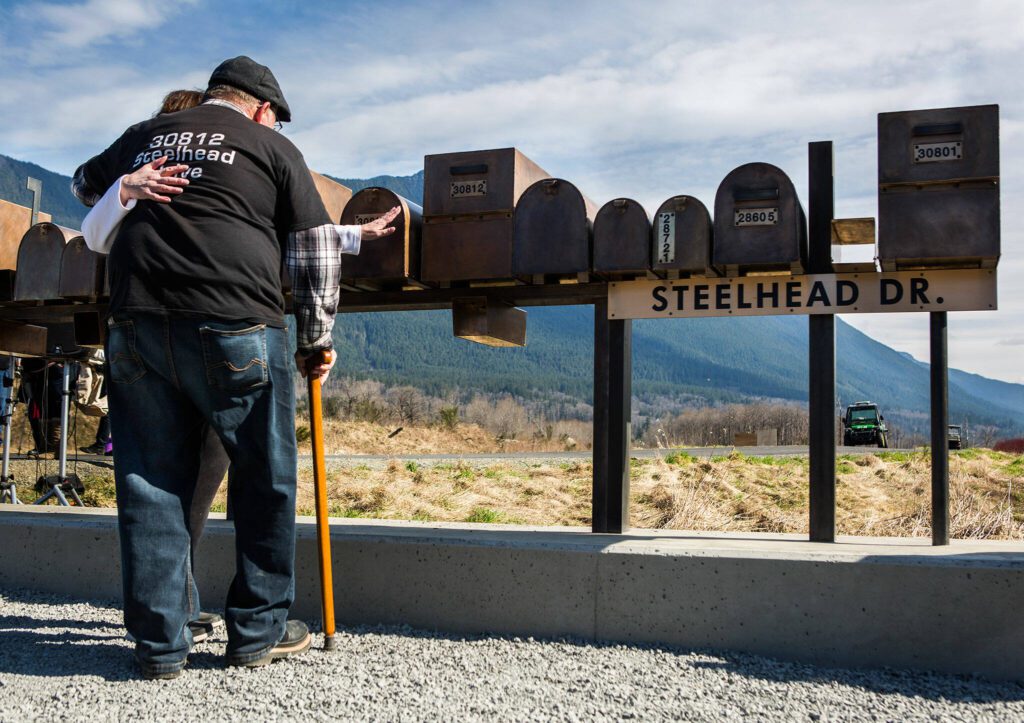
[
  {"left": 226, "top": 620, "right": 311, "bottom": 667},
  {"left": 80, "top": 442, "right": 107, "bottom": 455},
  {"left": 137, "top": 658, "right": 185, "bottom": 680},
  {"left": 188, "top": 611, "right": 224, "bottom": 644}
]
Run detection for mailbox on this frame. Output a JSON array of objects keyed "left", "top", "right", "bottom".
[
  {"left": 421, "top": 148, "right": 550, "bottom": 282},
  {"left": 59, "top": 236, "right": 105, "bottom": 300},
  {"left": 512, "top": 178, "right": 596, "bottom": 279},
  {"left": 339, "top": 187, "right": 423, "bottom": 287},
  {"left": 713, "top": 163, "right": 806, "bottom": 276},
  {"left": 592, "top": 198, "right": 650, "bottom": 279},
  {"left": 0, "top": 320, "right": 48, "bottom": 357},
  {"left": 13, "top": 223, "right": 79, "bottom": 302},
  {"left": 651, "top": 195, "right": 714, "bottom": 277},
  {"left": 452, "top": 297, "right": 526, "bottom": 347},
  {"left": 310, "top": 171, "right": 352, "bottom": 223},
  {"left": 1, "top": 198, "right": 52, "bottom": 271},
  {"left": 878, "top": 104, "right": 999, "bottom": 270}
]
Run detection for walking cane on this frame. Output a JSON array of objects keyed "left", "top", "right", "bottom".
[{"left": 306, "top": 350, "right": 336, "bottom": 650}]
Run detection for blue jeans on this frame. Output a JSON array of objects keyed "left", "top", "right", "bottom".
[{"left": 107, "top": 312, "right": 297, "bottom": 672}]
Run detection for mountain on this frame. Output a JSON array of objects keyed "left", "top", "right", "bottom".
[
  {"left": 0, "top": 154, "right": 88, "bottom": 229},
  {"left": 329, "top": 171, "right": 424, "bottom": 206},
  {"left": 1, "top": 152, "right": 1021, "bottom": 437}
]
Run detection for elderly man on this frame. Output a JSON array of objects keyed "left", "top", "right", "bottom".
[{"left": 74, "top": 56, "right": 397, "bottom": 679}]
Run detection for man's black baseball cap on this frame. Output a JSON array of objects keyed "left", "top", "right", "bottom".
[{"left": 208, "top": 56, "right": 292, "bottom": 122}]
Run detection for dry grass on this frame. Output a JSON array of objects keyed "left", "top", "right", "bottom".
[{"left": 6, "top": 418, "right": 1024, "bottom": 541}]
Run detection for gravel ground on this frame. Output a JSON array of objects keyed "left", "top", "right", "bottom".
[{"left": 2, "top": 588, "right": 1022, "bottom": 722}]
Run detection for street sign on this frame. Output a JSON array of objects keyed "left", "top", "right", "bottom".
[{"left": 607, "top": 269, "right": 996, "bottom": 319}]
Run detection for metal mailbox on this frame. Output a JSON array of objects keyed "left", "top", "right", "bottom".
[
  {"left": 592, "top": 198, "right": 650, "bottom": 279},
  {"left": 878, "top": 104, "right": 999, "bottom": 270},
  {"left": 310, "top": 171, "right": 353, "bottom": 223},
  {"left": 452, "top": 297, "right": 526, "bottom": 347},
  {"left": 13, "top": 223, "right": 79, "bottom": 302},
  {"left": 339, "top": 187, "right": 423, "bottom": 286},
  {"left": 421, "top": 148, "right": 550, "bottom": 282},
  {"left": 59, "top": 236, "right": 105, "bottom": 300},
  {"left": 651, "top": 195, "right": 714, "bottom": 277},
  {"left": 1, "top": 198, "right": 52, "bottom": 271},
  {"left": 714, "top": 163, "right": 806, "bottom": 276},
  {"left": 512, "top": 178, "right": 597, "bottom": 278},
  {"left": 0, "top": 320, "right": 48, "bottom": 357}
]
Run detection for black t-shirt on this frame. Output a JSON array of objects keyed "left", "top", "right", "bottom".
[{"left": 79, "top": 104, "right": 330, "bottom": 326}]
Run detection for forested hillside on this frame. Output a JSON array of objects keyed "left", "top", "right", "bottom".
[{"left": 2, "top": 152, "right": 1021, "bottom": 439}]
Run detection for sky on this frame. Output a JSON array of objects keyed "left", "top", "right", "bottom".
[{"left": 0, "top": 0, "right": 1021, "bottom": 382}]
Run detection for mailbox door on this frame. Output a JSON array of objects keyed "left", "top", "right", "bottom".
[
  {"left": 593, "top": 199, "right": 650, "bottom": 275},
  {"left": 713, "top": 163, "right": 806, "bottom": 273},
  {"left": 59, "top": 236, "right": 105, "bottom": 299},
  {"left": 13, "top": 223, "right": 78, "bottom": 301},
  {"left": 512, "top": 179, "right": 594, "bottom": 276},
  {"left": 652, "top": 196, "right": 713, "bottom": 275},
  {"left": 340, "top": 188, "right": 423, "bottom": 281}
]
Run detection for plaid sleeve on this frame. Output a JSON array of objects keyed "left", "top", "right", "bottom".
[{"left": 286, "top": 224, "right": 345, "bottom": 354}]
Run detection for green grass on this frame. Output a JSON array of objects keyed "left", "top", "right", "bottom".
[
  {"left": 664, "top": 451, "right": 696, "bottom": 465},
  {"left": 464, "top": 507, "right": 521, "bottom": 524},
  {"left": 744, "top": 455, "right": 805, "bottom": 467},
  {"left": 1006, "top": 456, "right": 1024, "bottom": 478},
  {"left": 404, "top": 461, "right": 419, "bottom": 473},
  {"left": 836, "top": 461, "right": 856, "bottom": 475}
]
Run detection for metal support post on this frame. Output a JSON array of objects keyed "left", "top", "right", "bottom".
[
  {"left": 808, "top": 141, "right": 836, "bottom": 542},
  {"left": 592, "top": 297, "right": 631, "bottom": 533},
  {"left": 930, "top": 312, "right": 950, "bottom": 545},
  {"left": 33, "top": 351, "right": 83, "bottom": 506},
  {"left": 1, "top": 356, "right": 19, "bottom": 504}
]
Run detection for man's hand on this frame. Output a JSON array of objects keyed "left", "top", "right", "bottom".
[
  {"left": 360, "top": 206, "right": 401, "bottom": 240},
  {"left": 120, "top": 156, "right": 190, "bottom": 205},
  {"left": 296, "top": 348, "right": 336, "bottom": 384}
]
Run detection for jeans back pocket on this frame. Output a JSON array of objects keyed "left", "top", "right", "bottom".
[
  {"left": 199, "top": 323, "right": 269, "bottom": 393},
  {"left": 107, "top": 319, "right": 146, "bottom": 384}
]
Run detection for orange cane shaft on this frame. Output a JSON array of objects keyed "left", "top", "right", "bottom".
[{"left": 308, "top": 352, "right": 336, "bottom": 648}]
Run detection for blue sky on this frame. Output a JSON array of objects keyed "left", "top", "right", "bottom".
[{"left": 1, "top": 0, "right": 1022, "bottom": 382}]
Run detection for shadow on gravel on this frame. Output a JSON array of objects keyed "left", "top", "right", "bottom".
[{"left": 686, "top": 653, "right": 1024, "bottom": 704}]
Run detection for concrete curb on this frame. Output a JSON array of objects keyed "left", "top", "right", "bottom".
[{"left": 2, "top": 505, "right": 1023, "bottom": 681}]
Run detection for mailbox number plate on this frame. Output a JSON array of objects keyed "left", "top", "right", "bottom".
[
  {"left": 913, "top": 141, "right": 962, "bottom": 163},
  {"left": 354, "top": 213, "right": 384, "bottom": 224},
  {"left": 734, "top": 208, "right": 778, "bottom": 226},
  {"left": 656, "top": 212, "right": 675, "bottom": 264},
  {"left": 450, "top": 180, "right": 488, "bottom": 198}
]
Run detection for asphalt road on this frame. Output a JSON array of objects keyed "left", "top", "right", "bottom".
[{"left": 11, "top": 444, "right": 909, "bottom": 468}]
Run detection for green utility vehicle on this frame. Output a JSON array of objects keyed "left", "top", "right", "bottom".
[
  {"left": 843, "top": 402, "right": 888, "bottom": 448},
  {"left": 947, "top": 424, "right": 964, "bottom": 449}
]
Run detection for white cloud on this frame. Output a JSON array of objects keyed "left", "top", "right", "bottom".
[
  {"left": 17, "top": 0, "right": 198, "bottom": 49},
  {"left": 1, "top": 0, "right": 1022, "bottom": 382}
]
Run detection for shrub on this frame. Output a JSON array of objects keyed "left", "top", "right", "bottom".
[
  {"left": 295, "top": 425, "right": 311, "bottom": 443},
  {"left": 437, "top": 406, "right": 459, "bottom": 431},
  {"left": 994, "top": 438, "right": 1024, "bottom": 454}
]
